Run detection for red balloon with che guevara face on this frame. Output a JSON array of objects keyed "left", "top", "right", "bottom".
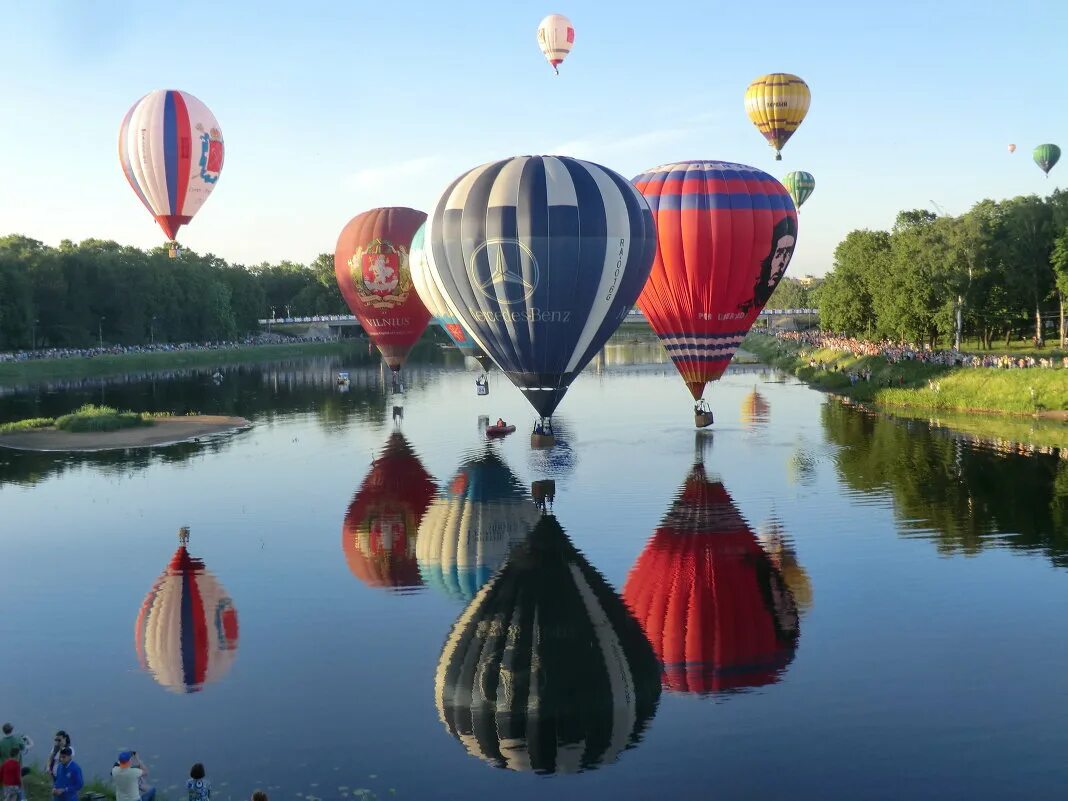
[
  {"left": 634, "top": 161, "right": 798, "bottom": 401},
  {"left": 334, "top": 207, "right": 432, "bottom": 371}
]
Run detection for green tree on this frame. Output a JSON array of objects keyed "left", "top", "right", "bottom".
[
  {"left": 1051, "top": 227, "right": 1068, "bottom": 346},
  {"left": 819, "top": 230, "right": 888, "bottom": 335},
  {"left": 995, "top": 195, "right": 1055, "bottom": 345}
]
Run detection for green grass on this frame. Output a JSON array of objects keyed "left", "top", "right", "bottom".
[
  {"left": 744, "top": 333, "right": 1068, "bottom": 415},
  {"left": 53, "top": 404, "right": 155, "bottom": 432},
  {"left": 882, "top": 406, "right": 1068, "bottom": 450},
  {"left": 23, "top": 765, "right": 116, "bottom": 801},
  {"left": 0, "top": 340, "right": 362, "bottom": 386},
  {"left": 0, "top": 417, "right": 55, "bottom": 434}
]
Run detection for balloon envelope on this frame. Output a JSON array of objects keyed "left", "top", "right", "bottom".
[
  {"left": 334, "top": 207, "right": 432, "bottom": 371},
  {"left": 410, "top": 222, "right": 482, "bottom": 355},
  {"left": 1034, "top": 144, "right": 1061, "bottom": 175},
  {"left": 1008, "top": 143, "right": 1017, "bottom": 153},
  {"left": 119, "top": 89, "right": 225, "bottom": 241},
  {"left": 744, "top": 74, "right": 811, "bottom": 160},
  {"left": 426, "top": 155, "right": 656, "bottom": 417},
  {"left": 417, "top": 449, "right": 540, "bottom": 602},
  {"left": 623, "top": 464, "right": 799, "bottom": 694},
  {"left": 135, "top": 537, "right": 239, "bottom": 693},
  {"left": 782, "top": 171, "right": 815, "bottom": 209},
  {"left": 634, "top": 160, "right": 798, "bottom": 401},
  {"left": 436, "top": 514, "right": 661, "bottom": 773},
  {"left": 536, "top": 14, "right": 575, "bottom": 73},
  {"left": 342, "top": 432, "right": 436, "bottom": 591}
]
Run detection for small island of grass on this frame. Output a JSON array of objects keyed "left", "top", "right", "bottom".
[{"left": 0, "top": 404, "right": 250, "bottom": 452}]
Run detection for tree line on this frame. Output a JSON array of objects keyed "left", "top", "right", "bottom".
[
  {"left": 813, "top": 191, "right": 1068, "bottom": 348},
  {"left": 0, "top": 235, "right": 348, "bottom": 350}
]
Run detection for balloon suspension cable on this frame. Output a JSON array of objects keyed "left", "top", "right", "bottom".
[{"left": 553, "top": 66, "right": 559, "bottom": 76}]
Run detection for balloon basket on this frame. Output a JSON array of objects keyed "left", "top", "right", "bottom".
[
  {"left": 695, "top": 412, "right": 714, "bottom": 428},
  {"left": 531, "top": 433, "right": 556, "bottom": 449}
]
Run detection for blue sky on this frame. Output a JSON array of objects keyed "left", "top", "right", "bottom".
[{"left": 1, "top": 0, "right": 1066, "bottom": 276}]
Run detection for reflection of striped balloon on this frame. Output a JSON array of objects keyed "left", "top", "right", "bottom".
[
  {"left": 623, "top": 465, "right": 799, "bottom": 694},
  {"left": 135, "top": 546, "right": 239, "bottom": 694},
  {"left": 119, "top": 90, "right": 224, "bottom": 241},
  {"left": 342, "top": 433, "right": 435, "bottom": 591},
  {"left": 740, "top": 389, "right": 771, "bottom": 429},
  {"left": 744, "top": 74, "right": 811, "bottom": 160},
  {"left": 782, "top": 171, "right": 816, "bottom": 209},
  {"left": 417, "top": 450, "right": 539, "bottom": 602},
  {"left": 436, "top": 515, "right": 660, "bottom": 774},
  {"left": 410, "top": 223, "right": 479, "bottom": 354},
  {"left": 427, "top": 156, "right": 656, "bottom": 418}
]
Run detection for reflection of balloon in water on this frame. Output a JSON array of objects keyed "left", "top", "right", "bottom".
[
  {"left": 426, "top": 156, "right": 656, "bottom": 419},
  {"left": 436, "top": 514, "right": 661, "bottom": 774},
  {"left": 1007, "top": 144, "right": 1017, "bottom": 154},
  {"left": 758, "top": 518, "right": 813, "bottom": 613},
  {"left": 1033, "top": 144, "right": 1061, "bottom": 177},
  {"left": 135, "top": 528, "right": 239, "bottom": 694},
  {"left": 416, "top": 449, "right": 540, "bottom": 602},
  {"left": 782, "top": 171, "right": 815, "bottom": 210},
  {"left": 740, "top": 389, "right": 770, "bottom": 429},
  {"left": 119, "top": 90, "right": 225, "bottom": 243},
  {"left": 334, "top": 207, "right": 432, "bottom": 371},
  {"left": 536, "top": 14, "right": 575, "bottom": 75},
  {"left": 634, "top": 161, "right": 798, "bottom": 406},
  {"left": 342, "top": 432, "right": 436, "bottom": 591},
  {"left": 623, "top": 465, "right": 799, "bottom": 694},
  {"left": 744, "top": 73, "right": 811, "bottom": 160}
]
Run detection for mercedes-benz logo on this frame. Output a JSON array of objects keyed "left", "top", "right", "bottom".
[{"left": 469, "top": 238, "right": 539, "bottom": 304}]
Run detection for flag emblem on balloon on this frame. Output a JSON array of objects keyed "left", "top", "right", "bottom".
[
  {"left": 469, "top": 239, "right": 539, "bottom": 303},
  {"left": 444, "top": 322, "right": 468, "bottom": 343},
  {"left": 197, "top": 124, "right": 224, "bottom": 183},
  {"left": 350, "top": 240, "right": 411, "bottom": 309}
]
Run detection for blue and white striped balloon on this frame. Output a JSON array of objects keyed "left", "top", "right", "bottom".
[{"left": 426, "top": 156, "right": 656, "bottom": 418}]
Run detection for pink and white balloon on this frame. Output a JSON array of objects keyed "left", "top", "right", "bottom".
[{"left": 536, "top": 14, "right": 575, "bottom": 75}]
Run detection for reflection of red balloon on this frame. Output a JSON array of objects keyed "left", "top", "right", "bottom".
[
  {"left": 634, "top": 162, "right": 798, "bottom": 401},
  {"left": 623, "top": 465, "right": 799, "bottom": 694},
  {"left": 135, "top": 529, "right": 239, "bottom": 694},
  {"left": 342, "top": 432, "right": 436, "bottom": 590},
  {"left": 334, "top": 207, "right": 432, "bottom": 371}
]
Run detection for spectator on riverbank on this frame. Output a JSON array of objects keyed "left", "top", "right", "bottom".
[
  {"left": 0, "top": 726, "right": 31, "bottom": 765},
  {"left": 187, "top": 763, "right": 210, "bottom": 801},
  {"left": 113, "top": 752, "right": 154, "bottom": 801},
  {"left": 1, "top": 747, "right": 22, "bottom": 801},
  {"left": 51, "top": 748, "right": 82, "bottom": 801},
  {"left": 47, "top": 732, "right": 71, "bottom": 777}
]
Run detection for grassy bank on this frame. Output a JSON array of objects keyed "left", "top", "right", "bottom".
[
  {"left": 745, "top": 333, "right": 1068, "bottom": 416},
  {"left": 0, "top": 340, "right": 363, "bottom": 386},
  {"left": 23, "top": 766, "right": 115, "bottom": 801},
  {"left": 0, "top": 404, "right": 168, "bottom": 434}
]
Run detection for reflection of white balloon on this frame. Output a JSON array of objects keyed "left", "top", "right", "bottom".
[
  {"left": 135, "top": 531, "right": 239, "bottom": 694},
  {"left": 417, "top": 452, "right": 539, "bottom": 602}
]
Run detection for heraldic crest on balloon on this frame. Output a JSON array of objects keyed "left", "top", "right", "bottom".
[
  {"left": 435, "top": 512, "right": 661, "bottom": 773},
  {"left": 135, "top": 527, "right": 240, "bottom": 694},
  {"left": 195, "top": 123, "right": 224, "bottom": 184},
  {"left": 349, "top": 238, "right": 413, "bottom": 310}
]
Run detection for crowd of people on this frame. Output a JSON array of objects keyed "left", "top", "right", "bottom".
[
  {"left": 775, "top": 330, "right": 1068, "bottom": 369},
  {"left": 0, "top": 723, "right": 270, "bottom": 801},
  {"left": 0, "top": 333, "right": 334, "bottom": 365}
]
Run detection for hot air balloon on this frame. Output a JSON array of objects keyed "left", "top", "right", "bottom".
[
  {"left": 334, "top": 207, "right": 432, "bottom": 373},
  {"left": 1034, "top": 144, "right": 1061, "bottom": 177},
  {"left": 744, "top": 74, "right": 811, "bottom": 161},
  {"left": 740, "top": 388, "right": 770, "bottom": 429},
  {"left": 135, "top": 528, "right": 239, "bottom": 694},
  {"left": 634, "top": 161, "right": 798, "bottom": 424},
  {"left": 1008, "top": 144, "right": 1017, "bottom": 154},
  {"left": 536, "top": 14, "right": 575, "bottom": 74},
  {"left": 410, "top": 222, "right": 493, "bottom": 375},
  {"left": 622, "top": 465, "right": 800, "bottom": 694},
  {"left": 782, "top": 171, "right": 815, "bottom": 210},
  {"left": 119, "top": 90, "right": 225, "bottom": 251},
  {"left": 416, "top": 449, "right": 540, "bottom": 602},
  {"left": 425, "top": 156, "right": 656, "bottom": 440},
  {"left": 436, "top": 513, "right": 660, "bottom": 773},
  {"left": 342, "top": 432, "right": 436, "bottom": 591}
]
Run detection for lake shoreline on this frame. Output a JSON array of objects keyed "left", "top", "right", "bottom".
[{"left": 0, "top": 415, "right": 250, "bottom": 452}]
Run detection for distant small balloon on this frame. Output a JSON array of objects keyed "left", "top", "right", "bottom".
[
  {"left": 1007, "top": 143, "right": 1017, "bottom": 153},
  {"left": 782, "top": 171, "right": 815, "bottom": 209},
  {"left": 537, "top": 13, "right": 575, "bottom": 74}
]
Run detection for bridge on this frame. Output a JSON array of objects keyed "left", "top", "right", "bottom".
[{"left": 257, "top": 308, "right": 819, "bottom": 333}]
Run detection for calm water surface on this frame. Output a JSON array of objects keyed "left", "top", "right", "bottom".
[{"left": 2, "top": 341, "right": 1066, "bottom": 801}]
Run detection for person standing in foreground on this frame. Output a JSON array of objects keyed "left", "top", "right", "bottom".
[
  {"left": 48, "top": 732, "right": 72, "bottom": 777},
  {"left": 0, "top": 726, "right": 31, "bottom": 764},
  {"left": 113, "top": 752, "right": 155, "bottom": 801},
  {"left": 51, "top": 748, "right": 82, "bottom": 801},
  {"left": 187, "top": 763, "right": 210, "bottom": 801},
  {"left": 1, "top": 746, "right": 22, "bottom": 801}
]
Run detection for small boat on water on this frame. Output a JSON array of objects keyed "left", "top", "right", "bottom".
[{"left": 485, "top": 424, "right": 516, "bottom": 438}]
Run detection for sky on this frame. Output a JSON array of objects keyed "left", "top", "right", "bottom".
[{"left": 1, "top": 0, "right": 1066, "bottom": 277}]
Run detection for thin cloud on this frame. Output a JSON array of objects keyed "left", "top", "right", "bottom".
[{"left": 348, "top": 156, "right": 443, "bottom": 192}]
